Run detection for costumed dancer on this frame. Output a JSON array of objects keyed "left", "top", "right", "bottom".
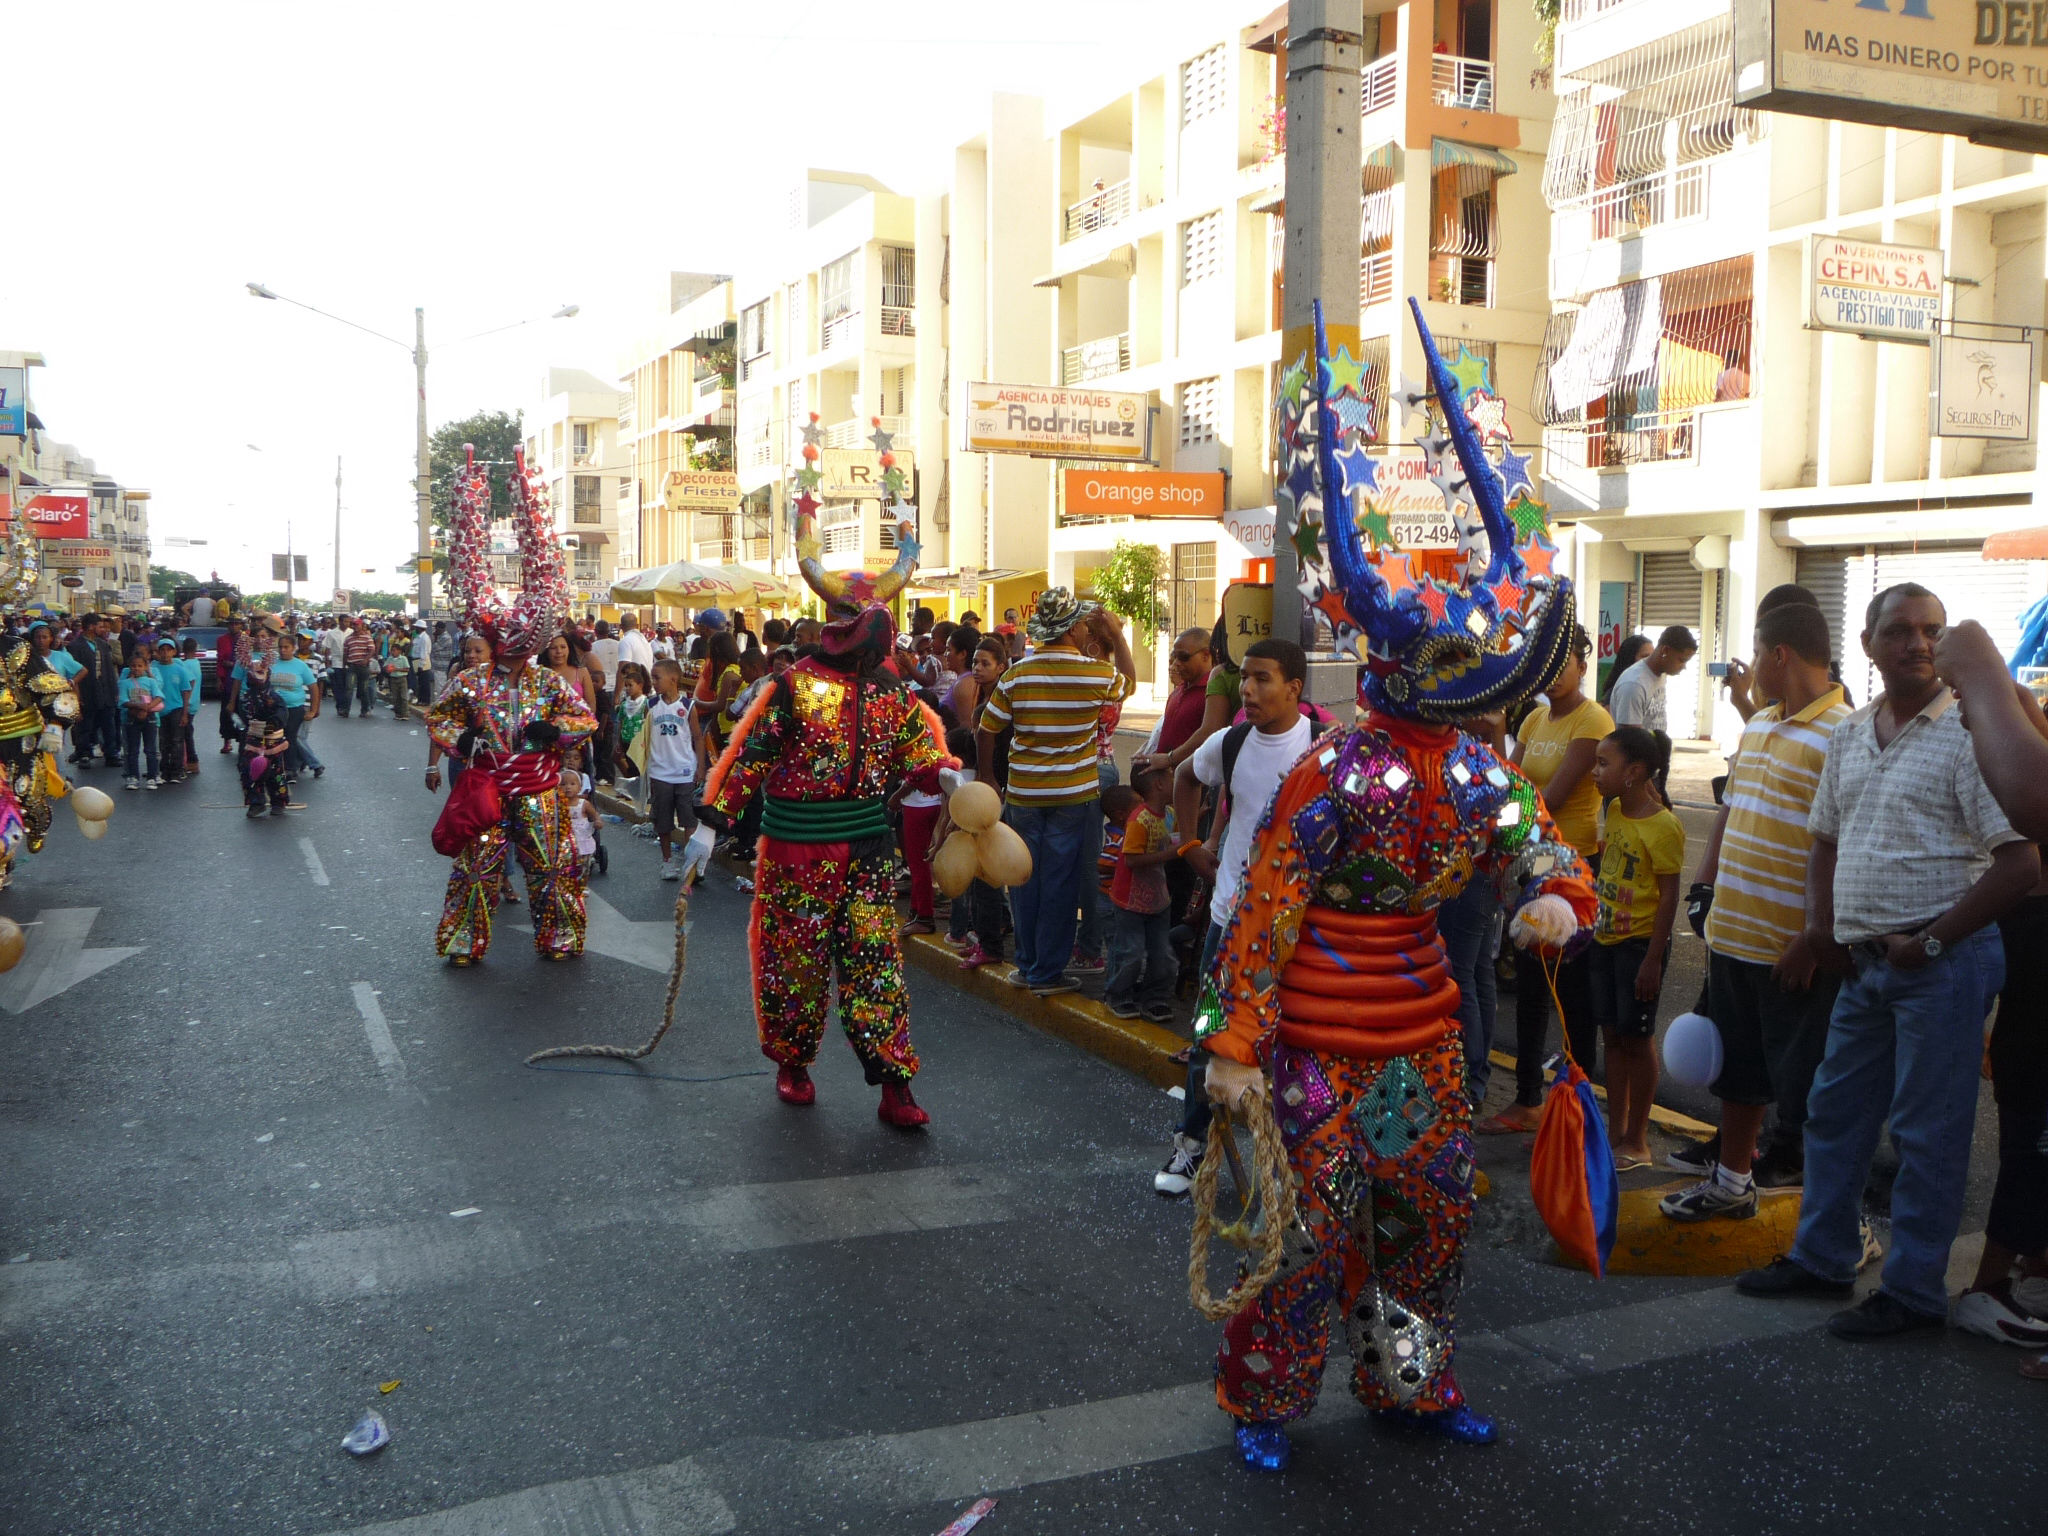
[
  {"left": 235, "top": 661, "right": 291, "bottom": 819},
  {"left": 426, "top": 448, "right": 597, "bottom": 965},
  {"left": 1195, "top": 300, "right": 1597, "bottom": 1466},
  {"left": 695, "top": 413, "right": 950, "bottom": 1128},
  {"left": 0, "top": 528, "right": 81, "bottom": 883}
]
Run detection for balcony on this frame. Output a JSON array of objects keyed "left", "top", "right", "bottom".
[
  {"left": 618, "top": 398, "right": 635, "bottom": 434},
  {"left": 1360, "top": 53, "right": 1398, "bottom": 117},
  {"left": 1062, "top": 178, "right": 1133, "bottom": 242},
  {"left": 739, "top": 419, "right": 785, "bottom": 473},
  {"left": 1361, "top": 251, "right": 1393, "bottom": 308},
  {"left": 1561, "top": 0, "right": 1636, "bottom": 17},
  {"left": 821, "top": 307, "right": 861, "bottom": 354},
  {"left": 820, "top": 415, "right": 915, "bottom": 450},
  {"left": 694, "top": 372, "right": 728, "bottom": 411},
  {"left": 1553, "top": 163, "right": 1707, "bottom": 249},
  {"left": 1062, "top": 332, "right": 1132, "bottom": 385},
  {"left": 1431, "top": 54, "right": 1495, "bottom": 112}
]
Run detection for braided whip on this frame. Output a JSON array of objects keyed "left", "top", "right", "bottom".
[
  {"left": 524, "top": 874, "right": 696, "bottom": 1064},
  {"left": 1186, "top": 1089, "right": 1300, "bottom": 1322}
]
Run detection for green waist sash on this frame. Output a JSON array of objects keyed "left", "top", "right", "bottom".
[{"left": 761, "top": 795, "right": 889, "bottom": 844}]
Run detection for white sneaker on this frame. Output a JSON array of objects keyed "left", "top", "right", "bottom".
[
  {"left": 144, "top": 777, "right": 160, "bottom": 791},
  {"left": 660, "top": 856, "right": 680, "bottom": 882},
  {"left": 123, "top": 777, "right": 139, "bottom": 791},
  {"left": 1952, "top": 1287, "right": 2048, "bottom": 1347},
  {"left": 1154, "top": 1132, "right": 1204, "bottom": 1197},
  {"left": 2013, "top": 1275, "right": 2048, "bottom": 1320}
]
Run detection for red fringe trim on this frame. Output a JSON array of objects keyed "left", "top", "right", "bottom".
[{"left": 701, "top": 682, "right": 778, "bottom": 808}]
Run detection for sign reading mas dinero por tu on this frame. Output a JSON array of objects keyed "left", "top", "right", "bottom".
[{"left": 963, "top": 381, "right": 1151, "bottom": 462}]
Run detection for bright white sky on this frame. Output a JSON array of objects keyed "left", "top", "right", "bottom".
[{"left": 5, "top": 0, "right": 1257, "bottom": 600}]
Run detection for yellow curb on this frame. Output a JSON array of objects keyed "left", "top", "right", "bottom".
[
  {"left": 1485, "top": 1048, "right": 1717, "bottom": 1137},
  {"left": 1553, "top": 1179, "right": 1801, "bottom": 1276}
]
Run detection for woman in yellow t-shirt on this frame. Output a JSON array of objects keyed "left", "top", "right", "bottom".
[{"left": 1478, "top": 624, "right": 1612, "bottom": 1135}]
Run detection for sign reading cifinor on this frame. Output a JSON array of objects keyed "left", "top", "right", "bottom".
[
  {"left": 964, "top": 381, "right": 1151, "bottom": 461},
  {"left": 1804, "top": 235, "right": 1944, "bottom": 343}
]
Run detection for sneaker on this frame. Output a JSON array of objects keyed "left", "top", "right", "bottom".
[
  {"left": 1154, "top": 1133, "right": 1204, "bottom": 1197},
  {"left": 1069, "top": 950, "right": 1106, "bottom": 974},
  {"left": 123, "top": 777, "right": 139, "bottom": 791},
  {"left": 1032, "top": 976, "right": 1081, "bottom": 997},
  {"left": 1736, "top": 1255, "right": 1854, "bottom": 1300},
  {"left": 660, "top": 856, "right": 680, "bottom": 882},
  {"left": 957, "top": 943, "right": 995, "bottom": 970},
  {"left": 901, "top": 918, "right": 935, "bottom": 936},
  {"left": 312, "top": 766, "right": 325, "bottom": 779},
  {"left": 1827, "top": 1290, "right": 1945, "bottom": 1341},
  {"left": 1141, "top": 1003, "right": 1177, "bottom": 1025},
  {"left": 1952, "top": 1287, "right": 2048, "bottom": 1348},
  {"left": 1751, "top": 1152, "right": 1805, "bottom": 1192},
  {"left": 2013, "top": 1275, "right": 2048, "bottom": 1320},
  {"left": 1106, "top": 1000, "right": 1142, "bottom": 1019},
  {"left": 1659, "top": 1175, "right": 1758, "bottom": 1223},
  {"left": 245, "top": 804, "right": 264, "bottom": 819},
  {"left": 1004, "top": 967, "right": 1034, "bottom": 988},
  {"left": 144, "top": 777, "right": 159, "bottom": 791},
  {"left": 1666, "top": 1133, "right": 1719, "bottom": 1174},
  {"left": 1858, "top": 1216, "right": 1884, "bottom": 1272}
]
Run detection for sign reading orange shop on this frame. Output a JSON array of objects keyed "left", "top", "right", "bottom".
[{"left": 1062, "top": 469, "right": 1223, "bottom": 519}]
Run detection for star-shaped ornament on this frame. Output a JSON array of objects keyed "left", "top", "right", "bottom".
[
  {"left": 1279, "top": 355, "right": 1312, "bottom": 408},
  {"left": 1508, "top": 494, "right": 1549, "bottom": 542},
  {"left": 1486, "top": 576, "right": 1525, "bottom": 614},
  {"left": 1375, "top": 551, "right": 1419, "bottom": 594},
  {"left": 1497, "top": 443, "right": 1535, "bottom": 497},
  {"left": 1519, "top": 532, "right": 1558, "bottom": 578},
  {"left": 800, "top": 419, "right": 825, "bottom": 449},
  {"left": 1449, "top": 345, "right": 1491, "bottom": 398},
  {"left": 1360, "top": 501, "right": 1394, "bottom": 549},
  {"left": 1395, "top": 374, "right": 1432, "bottom": 426},
  {"left": 793, "top": 488, "right": 820, "bottom": 521},
  {"left": 1284, "top": 455, "right": 1321, "bottom": 512},
  {"left": 1333, "top": 441, "right": 1380, "bottom": 501},
  {"left": 869, "top": 423, "right": 895, "bottom": 454},
  {"left": 1291, "top": 517, "right": 1325, "bottom": 564},
  {"left": 1323, "top": 346, "right": 1367, "bottom": 400},
  {"left": 1416, "top": 582, "right": 1451, "bottom": 623}
]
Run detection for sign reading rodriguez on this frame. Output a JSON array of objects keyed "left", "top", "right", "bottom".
[
  {"left": 964, "top": 381, "right": 1151, "bottom": 461},
  {"left": 1804, "top": 235, "right": 1943, "bottom": 342}
]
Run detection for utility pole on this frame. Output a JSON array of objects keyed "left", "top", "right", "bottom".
[
  {"left": 285, "top": 520, "right": 295, "bottom": 612},
  {"left": 334, "top": 455, "right": 343, "bottom": 609},
  {"left": 1277, "top": 0, "right": 1363, "bottom": 654},
  {"left": 415, "top": 307, "right": 432, "bottom": 618}
]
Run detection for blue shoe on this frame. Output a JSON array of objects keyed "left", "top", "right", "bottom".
[
  {"left": 1234, "top": 1422, "right": 1292, "bottom": 1472},
  {"left": 1373, "top": 1404, "right": 1498, "bottom": 1444}
]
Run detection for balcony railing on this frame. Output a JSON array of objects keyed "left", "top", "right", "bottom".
[
  {"left": 617, "top": 399, "right": 636, "bottom": 433},
  {"left": 1431, "top": 254, "right": 1496, "bottom": 307},
  {"left": 880, "top": 301, "right": 916, "bottom": 337},
  {"left": 1062, "top": 177, "right": 1133, "bottom": 241},
  {"left": 1360, "top": 53, "right": 1398, "bottom": 116},
  {"left": 1431, "top": 54, "right": 1495, "bottom": 112},
  {"left": 1561, "top": 0, "right": 1638, "bottom": 21},
  {"left": 1062, "top": 332, "right": 1132, "bottom": 385},
  {"left": 821, "top": 310, "right": 861, "bottom": 353},
  {"left": 693, "top": 538, "right": 738, "bottom": 563},
  {"left": 1361, "top": 251, "right": 1394, "bottom": 308},
  {"left": 740, "top": 420, "right": 785, "bottom": 471},
  {"left": 1553, "top": 162, "right": 1708, "bottom": 242},
  {"left": 820, "top": 415, "right": 915, "bottom": 450}
]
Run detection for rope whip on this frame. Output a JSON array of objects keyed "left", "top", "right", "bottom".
[
  {"left": 524, "top": 873, "right": 697, "bottom": 1065},
  {"left": 1186, "top": 1087, "right": 1300, "bottom": 1322}
]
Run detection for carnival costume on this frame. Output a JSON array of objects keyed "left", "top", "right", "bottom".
[
  {"left": 1195, "top": 301, "right": 1596, "bottom": 1466},
  {"left": 699, "top": 414, "right": 951, "bottom": 1127},
  {"left": 426, "top": 448, "right": 596, "bottom": 964},
  {"left": 0, "top": 527, "right": 81, "bottom": 884}
]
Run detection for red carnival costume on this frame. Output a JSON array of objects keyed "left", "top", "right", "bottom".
[
  {"left": 699, "top": 416, "right": 950, "bottom": 1126},
  {"left": 427, "top": 448, "right": 596, "bottom": 965},
  {"left": 1195, "top": 301, "right": 1596, "bottom": 1466}
]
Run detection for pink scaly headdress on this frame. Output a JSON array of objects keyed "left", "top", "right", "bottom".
[{"left": 447, "top": 445, "right": 568, "bottom": 660}]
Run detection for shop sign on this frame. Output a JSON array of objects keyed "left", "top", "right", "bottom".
[
  {"left": 1218, "top": 582, "right": 1273, "bottom": 668},
  {"left": 1804, "top": 235, "right": 1943, "bottom": 343},
  {"left": 1934, "top": 330, "right": 2038, "bottom": 439},
  {"left": 819, "top": 447, "right": 916, "bottom": 501},
  {"left": 18, "top": 491, "right": 91, "bottom": 541},
  {"left": 663, "top": 469, "right": 741, "bottom": 514},
  {"left": 1224, "top": 507, "right": 1275, "bottom": 557},
  {"left": 0, "top": 368, "right": 26, "bottom": 437},
  {"left": 963, "top": 381, "right": 1151, "bottom": 461},
  {"left": 44, "top": 544, "right": 113, "bottom": 569},
  {"left": 1736, "top": 0, "right": 2048, "bottom": 154},
  {"left": 1062, "top": 469, "right": 1223, "bottom": 518}
]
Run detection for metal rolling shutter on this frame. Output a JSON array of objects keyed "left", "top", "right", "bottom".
[
  {"left": 1640, "top": 552, "right": 1706, "bottom": 737},
  {"left": 1791, "top": 549, "right": 1849, "bottom": 660}
]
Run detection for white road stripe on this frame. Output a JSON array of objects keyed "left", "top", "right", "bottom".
[
  {"left": 350, "top": 981, "right": 406, "bottom": 1090},
  {"left": 300, "top": 837, "right": 331, "bottom": 887}
]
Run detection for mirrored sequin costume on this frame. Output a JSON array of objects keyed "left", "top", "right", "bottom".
[
  {"left": 0, "top": 638, "right": 82, "bottom": 885},
  {"left": 427, "top": 664, "right": 596, "bottom": 960},
  {"left": 1196, "top": 300, "right": 1596, "bottom": 1438}
]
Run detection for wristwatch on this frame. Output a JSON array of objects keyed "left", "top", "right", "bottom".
[{"left": 1917, "top": 932, "right": 1944, "bottom": 960}]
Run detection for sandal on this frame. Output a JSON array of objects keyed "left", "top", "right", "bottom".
[
  {"left": 1612, "top": 1152, "right": 1653, "bottom": 1172},
  {"left": 1475, "top": 1113, "right": 1539, "bottom": 1135},
  {"left": 2020, "top": 1352, "right": 2048, "bottom": 1382}
]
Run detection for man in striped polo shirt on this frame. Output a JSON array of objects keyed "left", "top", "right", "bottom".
[
  {"left": 1663, "top": 600, "right": 1850, "bottom": 1220},
  {"left": 977, "top": 587, "right": 1134, "bottom": 995}
]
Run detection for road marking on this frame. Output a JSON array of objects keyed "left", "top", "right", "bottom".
[
  {"left": 333, "top": 1461, "right": 736, "bottom": 1536},
  {"left": 350, "top": 981, "right": 407, "bottom": 1091},
  {"left": 299, "top": 837, "right": 331, "bottom": 886},
  {"left": 506, "top": 891, "right": 674, "bottom": 972},
  {"left": 0, "top": 908, "right": 143, "bottom": 1014}
]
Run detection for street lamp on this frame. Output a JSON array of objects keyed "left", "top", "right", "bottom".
[{"left": 244, "top": 283, "right": 577, "bottom": 616}]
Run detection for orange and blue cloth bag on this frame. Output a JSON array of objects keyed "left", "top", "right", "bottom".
[{"left": 1526, "top": 958, "right": 1619, "bottom": 1276}]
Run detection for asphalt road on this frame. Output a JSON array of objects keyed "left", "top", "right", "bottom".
[{"left": 1, "top": 715, "right": 2041, "bottom": 1535}]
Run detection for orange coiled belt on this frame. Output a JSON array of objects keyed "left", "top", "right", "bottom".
[{"left": 1275, "top": 906, "right": 1460, "bottom": 1059}]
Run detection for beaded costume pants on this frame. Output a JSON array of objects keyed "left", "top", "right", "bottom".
[
  {"left": 1216, "top": 1032, "right": 1475, "bottom": 1422},
  {"left": 749, "top": 834, "right": 918, "bottom": 1082},
  {"left": 436, "top": 789, "right": 586, "bottom": 960}
]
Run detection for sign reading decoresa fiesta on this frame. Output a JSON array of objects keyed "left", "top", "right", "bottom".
[
  {"left": 1735, "top": 0, "right": 2048, "bottom": 153},
  {"left": 964, "top": 382, "right": 1151, "bottom": 461},
  {"left": 1804, "top": 235, "right": 1943, "bottom": 342}
]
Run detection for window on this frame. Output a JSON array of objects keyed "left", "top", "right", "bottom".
[
  {"left": 1182, "top": 45, "right": 1227, "bottom": 128},
  {"left": 819, "top": 252, "right": 858, "bottom": 325},
  {"left": 879, "top": 247, "right": 915, "bottom": 336},
  {"left": 572, "top": 475, "right": 603, "bottom": 525},
  {"left": 1182, "top": 212, "right": 1221, "bottom": 287},
  {"left": 1179, "top": 377, "right": 1221, "bottom": 449},
  {"left": 571, "top": 422, "right": 591, "bottom": 458},
  {"left": 820, "top": 501, "right": 862, "bottom": 555},
  {"left": 573, "top": 545, "right": 601, "bottom": 581},
  {"left": 740, "top": 301, "right": 770, "bottom": 358},
  {"left": 1172, "top": 542, "right": 1216, "bottom": 635}
]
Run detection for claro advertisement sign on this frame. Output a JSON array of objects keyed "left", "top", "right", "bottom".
[
  {"left": 1735, "top": 0, "right": 2048, "bottom": 154},
  {"left": 963, "top": 381, "right": 1152, "bottom": 462},
  {"left": 1804, "top": 235, "right": 1944, "bottom": 342}
]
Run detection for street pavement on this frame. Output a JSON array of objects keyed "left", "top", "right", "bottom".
[{"left": 2, "top": 713, "right": 2042, "bottom": 1535}]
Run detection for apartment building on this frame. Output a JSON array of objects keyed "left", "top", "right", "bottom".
[
  {"left": 1026, "top": 0, "right": 1556, "bottom": 688},
  {"left": 1538, "top": 0, "right": 2048, "bottom": 742},
  {"left": 522, "top": 366, "right": 631, "bottom": 612},
  {"left": 732, "top": 173, "right": 921, "bottom": 600},
  {"left": 617, "top": 273, "right": 736, "bottom": 587}
]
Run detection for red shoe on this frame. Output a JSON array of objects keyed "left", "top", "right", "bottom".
[
  {"left": 958, "top": 942, "right": 995, "bottom": 969},
  {"left": 775, "top": 1065, "right": 815, "bottom": 1106},
  {"left": 877, "top": 1081, "right": 929, "bottom": 1130}
]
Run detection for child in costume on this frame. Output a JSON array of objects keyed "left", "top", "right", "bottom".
[{"left": 1196, "top": 300, "right": 1597, "bottom": 1466}]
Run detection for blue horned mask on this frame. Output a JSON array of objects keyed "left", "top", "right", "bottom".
[{"left": 1284, "top": 297, "right": 1575, "bottom": 722}]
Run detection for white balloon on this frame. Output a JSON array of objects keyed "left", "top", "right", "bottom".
[
  {"left": 76, "top": 816, "right": 108, "bottom": 841},
  {"left": 1662, "top": 1011, "right": 1723, "bottom": 1088}
]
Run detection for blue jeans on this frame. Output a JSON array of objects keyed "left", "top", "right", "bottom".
[
  {"left": 1074, "top": 763, "right": 1119, "bottom": 958},
  {"left": 122, "top": 715, "right": 158, "bottom": 780},
  {"left": 1006, "top": 799, "right": 1097, "bottom": 985},
  {"left": 1105, "top": 905, "right": 1174, "bottom": 1011},
  {"left": 1439, "top": 880, "right": 1502, "bottom": 1108},
  {"left": 1791, "top": 927, "right": 2004, "bottom": 1317}
]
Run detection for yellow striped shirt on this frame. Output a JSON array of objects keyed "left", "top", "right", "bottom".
[
  {"left": 981, "top": 645, "right": 1132, "bottom": 806},
  {"left": 1702, "top": 686, "right": 1850, "bottom": 965}
]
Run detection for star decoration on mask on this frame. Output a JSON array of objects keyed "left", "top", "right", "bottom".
[
  {"left": 1449, "top": 345, "right": 1491, "bottom": 398},
  {"left": 1486, "top": 576, "right": 1525, "bottom": 614},
  {"left": 1508, "top": 493, "right": 1549, "bottom": 542},
  {"left": 1497, "top": 442, "right": 1534, "bottom": 497},
  {"left": 1519, "top": 531, "right": 1557, "bottom": 577},
  {"left": 1280, "top": 354, "right": 1312, "bottom": 409},
  {"left": 1333, "top": 440, "right": 1380, "bottom": 500},
  {"left": 793, "top": 488, "right": 820, "bottom": 521},
  {"left": 1415, "top": 581, "right": 1451, "bottom": 623},
  {"left": 1291, "top": 516, "right": 1325, "bottom": 564},
  {"left": 1466, "top": 390, "right": 1512, "bottom": 446},
  {"left": 1395, "top": 374, "right": 1432, "bottom": 427},
  {"left": 799, "top": 418, "right": 825, "bottom": 450},
  {"left": 1429, "top": 458, "right": 1472, "bottom": 511},
  {"left": 1284, "top": 454, "right": 1321, "bottom": 512},
  {"left": 869, "top": 423, "right": 895, "bottom": 454},
  {"left": 1360, "top": 501, "right": 1394, "bottom": 549},
  {"left": 1376, "top": 550, "right": 1419, "bottom": 594},
  {"left": 1323, "top": 345, "right": 1367, "bottom": 400},
  {"left": 1313, "top": 586, "right": 1354, "bottom": 633}
]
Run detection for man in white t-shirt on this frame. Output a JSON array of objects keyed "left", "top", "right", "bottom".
[
  {"left": 1606, "top": 624, "right": 1696, "bottom": 736},
  {"left": 187, "top": 592, "right": 216, "bottom": 626},
  {"left": 617, "top": 611, "right": 654, "bottom": 673},
  {"left": 1155, "top": 637, "right": 1315, "bottom": 1195}
]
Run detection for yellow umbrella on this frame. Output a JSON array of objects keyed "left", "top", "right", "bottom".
[
  {"left": 607, "top": 561, "right": 754, "bottom": 607},
  {"left": 714, "top": 565, "right": 805, "bottom": 607}
]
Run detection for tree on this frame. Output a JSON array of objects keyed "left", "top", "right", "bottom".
[
  {"left": 343, "top": 590, "right": 416, "bottom": 613},
  {"left": 149, "top": 565, "right": 200, "bottom": 600},
  {"left": 428, "top": 409, "right": 525, "bottom": 528},
  {"left": 1091, "top": 539, "right": 1167, "bottom": 637}
]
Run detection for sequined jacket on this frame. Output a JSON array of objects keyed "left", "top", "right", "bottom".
[
  {"left": 1198, "top": 713, "right": 1597, "bottom": 1067},
  {"left": 707, "top": 658, "right": 945, "bottom": 819},
  {"left": 426, "top": 664, "right": 597, "bottom": 759}
]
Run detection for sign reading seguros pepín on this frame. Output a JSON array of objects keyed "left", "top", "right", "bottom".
[
  {"left": 963, "top": 381, "right": 1152, "bottom": 462},
  {"left": 1934, "top": 331, "right": 2038, "bottom": 440}
]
